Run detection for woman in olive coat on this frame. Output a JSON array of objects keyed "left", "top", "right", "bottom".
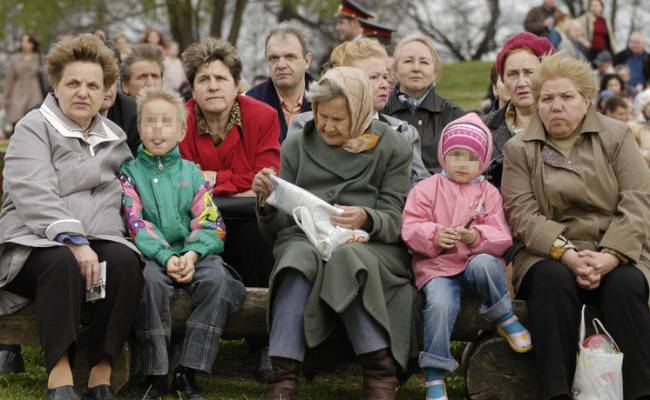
[{"left": 252, "top": 67, "right": 418, "bottom": 400}]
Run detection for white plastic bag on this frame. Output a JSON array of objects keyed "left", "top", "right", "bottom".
[
  {"left": 266, "top": 176, "right": 369, "bottom": 261},
  {"left": 572, "top": 305, "right": 624, "bottom": 400}
]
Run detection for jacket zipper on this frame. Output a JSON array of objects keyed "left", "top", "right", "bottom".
[{"left": 157, "top": 157, "right": 164, "bottom": 171}]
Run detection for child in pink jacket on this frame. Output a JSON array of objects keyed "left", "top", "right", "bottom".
[{"left": 401, "top": 113, "right": 531, "bottom": 400}]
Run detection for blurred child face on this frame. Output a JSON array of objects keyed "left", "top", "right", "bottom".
[
  {"left": 139, "top": 98, "right": 185, "bottom": 156},
  {"left": 444, "top": 148, "right": 482, "bottom": 184}
]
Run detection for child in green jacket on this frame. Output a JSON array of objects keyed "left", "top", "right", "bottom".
[{"left": 118, "top": 87, "right": 245, "bottom": 400}]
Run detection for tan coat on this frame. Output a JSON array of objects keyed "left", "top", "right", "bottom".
[
  {"left": 501, "top": 107, "right": 650, "bottom": 300},
  {"left": 3, "top": 53, "right": 44, "bottom": 124}
]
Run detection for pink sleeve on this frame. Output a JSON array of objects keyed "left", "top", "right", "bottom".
[
  {"left": 469, "top": 185, "right": 513, "bottom": 256},
  {"left": 401, "top": 179, "right": 446, "bottom": 258}
]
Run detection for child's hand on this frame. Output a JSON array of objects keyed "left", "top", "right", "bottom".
[
  {"left": 437, "top": 228, "right": 460, "bottom": 249},
  {"left": 176, "top": 251, "right": 198, "bottom": 284},
  {"left": 166, "top": 256, "right": 182, "bottom": 280},
  {"left": 455, "top": 227, "right": 478, "bottom": 245}
]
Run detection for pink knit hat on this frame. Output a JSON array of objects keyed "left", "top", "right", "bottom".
[
  {"left": 438, "top": 113, "right": 494, "bottom": 173},
  {"left": 496, "top": 32, "right": 555, "bottom": 79}
]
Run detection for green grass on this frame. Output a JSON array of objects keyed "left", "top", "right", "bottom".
[
  {"left": 0, "top": 341, "right": 468, "bottom": 399},
  {"left": 437, "top": 61, "right": 492, "bottom": 111}
]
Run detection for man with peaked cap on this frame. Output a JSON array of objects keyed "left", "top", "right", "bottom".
[
  {"left": 359, "top": 18, "right": 396, "bottom": 47},
  {"left": 335, "top": 0, "right": 376, "bottom": 42}
]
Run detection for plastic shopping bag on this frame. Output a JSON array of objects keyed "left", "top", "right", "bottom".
[
  {"left": 266, "top": 176, "right": 369, "bottom": 261},
  {"left": 572, "top": 305, "right": 623, "bottom": 400}
]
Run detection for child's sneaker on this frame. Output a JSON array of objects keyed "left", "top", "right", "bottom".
[
  {"left": 496, "top": 312, "right": 533, "bottom": 353},
  {"left": 424, "top": 368, "right": 448, "bottom": 400},
  {"left": 142, "top": 375, "right": 167, "bottom": 400}
]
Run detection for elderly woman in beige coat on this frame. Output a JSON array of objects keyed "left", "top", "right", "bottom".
[
  {"left": 502, "top": 53, "right": 650, "bottom": 400},
  {"left": 252, "top": 67, "right": 417, "bottom": 400}
]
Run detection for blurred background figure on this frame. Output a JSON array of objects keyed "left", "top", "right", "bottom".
[
  {"left": 577, "top": 0, "right": 618, "bottom": 63},
  {"left": 614, "top": 32, "right": 650, "bottom": 95},
  {"left": 601, "top": 95, "right": 630, "bottom": 122},
  {"left": 141, "top": 27, "right": 168, "bottom": 54},
  {"left": 163, "top": 40, "right": 188, "bottom": 93},
  {"left": 114, "top": 32, "right": 132, "bottom": 61},
  {"left": 120, "top": 44, "right": 164, "bottom": 98},
  {"left": 2, "top": 33, "right": 45, "bottom": 132}
]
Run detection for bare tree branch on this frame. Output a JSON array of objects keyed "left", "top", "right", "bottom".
[
  {"left": 227, "top": 0, "right": 248, "bottom": 45},
  {"left": 472, "top": 0, "right": 500, "bottom": 60}
]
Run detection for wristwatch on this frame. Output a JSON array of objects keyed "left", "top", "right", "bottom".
[{"left": 550, "top": 236, "right": 576, "bottom": 261}]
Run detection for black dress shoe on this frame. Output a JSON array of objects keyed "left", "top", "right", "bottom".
[
  {"left": 0, "top": 345, "right": 25, "bottom": 374},
  {"left": 83, "top": 385, "right": 118, "bottom": 400},
  {"left": 255, "top": 346, "right": 273, "bottom": 383},
  {"left": 142, "top": 375, "right": 167, "bottom": 400},
  {"left": 171, "top": 367, "right": 206, "bottom": 400},
  {"left": 47, "top": 385, "right": 81, "bottom": 400}
]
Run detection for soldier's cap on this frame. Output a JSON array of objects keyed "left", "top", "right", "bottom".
[
  {"left": 359, "top": 19, "right": 395, "bottom": 38},
  {"left": 335, "top": 0, "right": 376, "bottom": 20}
]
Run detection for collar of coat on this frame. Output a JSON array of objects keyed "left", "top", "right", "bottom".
[
  {"left": 522, "top": 105, "right": 603, "bottom": 143},
  {"left": 39, "top": 93, "right": 120, "bottom": 155},
  {"left": 135, "top": 144, "right": 182, "bottom": 169},
  {"left": 301, "top": 118, "right": 384, "bottom": 180},
  {"left": 386, "top": 84, "right": 445, "bottom": 113}
]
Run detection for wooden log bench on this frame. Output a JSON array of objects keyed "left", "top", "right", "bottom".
[{"left": 0, "top": 286, "right": 575, "bottom": 399}]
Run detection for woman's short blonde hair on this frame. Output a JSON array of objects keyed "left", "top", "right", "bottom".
[
  {"left": 182, "top": 37, "right": 242, "bottom": 88},
  {"left": 328, "top": 38, "right": 388, "bottom": 70},
  {"left": 136, "top": 86, "right": 187, "bottom": 130},
  {"left": 531, "top": 52, "right": 597, "bottom": 102},
  {"left": 46, "top": 33, "right": 118, "bottom": 88},
  {"left": 392, "top": 33, "right": 441, "bottom": 84}
]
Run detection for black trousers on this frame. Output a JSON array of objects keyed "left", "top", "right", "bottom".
[
  {"left": 4, "top": 241, "right": 143, "bottom": 373},
  {"left": 518, "top": 259, "right": 650, "bottom": 400}
]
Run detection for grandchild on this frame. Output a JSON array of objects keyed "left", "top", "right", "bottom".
[
  {"left": 401, "top": 113, "right": 532, "bottom": 400},
  {"left": 118, "top": 87, "right": 245, "bottom": 400}
]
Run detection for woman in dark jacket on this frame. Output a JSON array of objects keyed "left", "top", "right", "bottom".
[{"left": 383, "top": 33, "right": 464, "bottom": 174}]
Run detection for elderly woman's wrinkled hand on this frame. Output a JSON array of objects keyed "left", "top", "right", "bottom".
[
  {"left": 65, "top": 244, "right": 100, "bottom": 290},
  {"left": 561, "top": 249, "right": 601, "bottom": 290},
  {"left": 578, "top": 250, "right": 620, "bottom": 278},
  {"left": 331, "top": 205, "right": 369, "bottom": 231},
  {"left": 252, "top": 168, "right": 277, "bottom": 200}
]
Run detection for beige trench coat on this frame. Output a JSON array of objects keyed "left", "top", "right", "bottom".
[
  {"left": 3, "top": 53, "right": 44, "bottom": 124},
  {"left": 501, "top": 106, "right": 650, "bottom": 301}
]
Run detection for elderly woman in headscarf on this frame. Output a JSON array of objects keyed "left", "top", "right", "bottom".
[{"left": 252, "top": 67, "right": 417, "bottom": 400}]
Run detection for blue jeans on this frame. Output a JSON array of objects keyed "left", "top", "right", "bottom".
[{"left": 420, "top": 253, "right": 512, "bottom": 372}]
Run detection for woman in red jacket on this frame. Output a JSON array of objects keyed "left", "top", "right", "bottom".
[{"left": 180, "top": 37, "right": 280, "bottom": 381}]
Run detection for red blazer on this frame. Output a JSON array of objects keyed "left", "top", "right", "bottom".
[{"left": 180, "top": 95, "right": 280, "bottom": 196}]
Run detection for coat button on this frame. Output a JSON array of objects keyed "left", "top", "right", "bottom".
[{"left": 153, "top": 178, "right": 159, "bottom": 183}]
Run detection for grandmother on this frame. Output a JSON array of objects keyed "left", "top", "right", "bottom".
[
  {"left": 179, "top": 37, "right": 280, "bottom": 378},
  {"left": 502, "top": 53, "right": 650, "bottom": 400},
  {"left": 288, "top": 38, "right": 430, "bottom": 187},
  {"left": 0, "top": 34, "right": 143, "bottom": 400},
  {"left": 252, "top": 67, "right": 417, "bottom": 400}
]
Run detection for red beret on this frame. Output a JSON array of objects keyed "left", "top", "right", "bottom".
[{"left": 495, "top": 32, "right": 555, "bottom": 79}]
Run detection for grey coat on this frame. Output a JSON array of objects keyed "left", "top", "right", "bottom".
[
  {"left": 0, "top": 94, "right": 137, "bottom": 314},
  {"left": 288, "top": 111, "right": 430, "bottom": 187},
  {"left": 259, "top": 119, "right": 420, "bottom": 369}
]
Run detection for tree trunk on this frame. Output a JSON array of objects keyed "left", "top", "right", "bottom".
[
  {"left": 561, "top": 0, "right": 577, "bottom": 17},
  {"left": 210, "top": 0, "right": 227, "bottom": 38},
  {"left": 227, "top": 0, "right": 248, "bottom": 46},
  {"left": 610, "top": 0, "right": 617, "bottom": 40},
  {"left": 166, "top": 0, "right": 196, "bottom": 50},
  {"left": 471, "top": 0, "right": 500, "bottom": 60}
]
